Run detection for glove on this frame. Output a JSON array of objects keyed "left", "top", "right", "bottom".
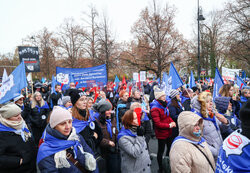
[{"left": 137, "top": 126, "right": 145, "bottom": 136}]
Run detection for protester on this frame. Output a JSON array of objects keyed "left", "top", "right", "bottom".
[
  {"left": 13, "top": 94, "right": 30, "bottom": 125},
  {"left": 64, "top": 82, "right": 76, "bottom": 96},
  {"left": 150, "top": 88, "right": 176, "bottom": 173},
  {"left": 94, "top": 99, "right": 120, "bottom": 173},
  {"left": 180, "top": 88, "right": 193, "bottom": 111},
  {"left": 191, "top": 92, "right": 230, "bottom": 161},
  {"left": 216, "top": 100, "right": 250, "bottom": 172},
  {"left": 60, "top": 96, "right": 72, "bottom": 110},
  {"left": 116, "top": 90, "right": 130, "bottom": 127},
  {"left": 30, "top": 91, "right": 50, "bottom": 145},
  {"left": 50, "top": 84, "right": 62, "bottom": 107},
  {"left": 240, "top": 88, "right": 250, "bottom": 106},
  {"left": 168, "top": 89, "right": 183, "bottom": 140},
  {"left": 214, "top": 96, "right": 241, "bottom": 139},
  {"left": 0, "top": 103, "right": 37, "bottom": 173},
  {"left": 40, "top": 86, "right": 49, "bottom": 102},
  {"left": 118, "top": 109, "right": 151, "bottom": 173},
  {"left": 37, "top": 106, "right": 98, "bottom": 173},
  {"left": 170, "top": 111, "right": 215, "bottom": 173}
]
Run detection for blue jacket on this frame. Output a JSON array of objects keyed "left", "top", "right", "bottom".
[{"left": 38, "top": 125, "right": 98, "bottom": 173}]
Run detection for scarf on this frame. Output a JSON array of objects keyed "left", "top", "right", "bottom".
[
  {"left": 116, "top": 104, "right": 127, "bottom": 131},
  {"left": 193, "top": 111, "right": 219, "bottom": 130},
  {"left": 106, "top": 119, "right": 112, "bottom": 138},
  {"left": 117, "top": 127, "right": 137, "bottom": 142},
  {"left": 171, "top": 136, "right": 206, "bottom": 149},
  {"left": 0, "top": 115, "right": 31, "bottom": 142},
  {"left": 180, "top": 95, "right": 190, "bottom": 104},
  {"left": 150, "top": 99, "right": 169, "bottom": 116},
  {"left": 72, "top": 117, "right": 94, "bottom": 133},
  {"left": 35, "top": 101, "right": 50, "bottom": 113}
]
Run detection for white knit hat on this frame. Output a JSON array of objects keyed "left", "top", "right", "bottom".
[
  {"left": 13, "top": 94, "right": 24, "bottom": 102},
  {"left": 169, "top": 89, "right": 179, "bottom": 99},
  {"left": 154, "top": 87, "right": 166, "bottom": 100},
  {"left": 0, "top": 103, "right": 22, "bottom": 119},
  {"left": 49, "top": 106, "right": 72, "bottom": 128}
]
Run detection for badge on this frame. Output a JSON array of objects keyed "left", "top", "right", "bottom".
[
  {"left": 231, "top": 118, "right": 235, "bottom": 125},
  {"left": 41, "top": 115, "right": 46, "bottom": 120},
  {"left": 89, "top": 122, "right": 95, "bottom": 130},
  {"left": 113, "top": 127, "right": 116, "bottom": 134}
]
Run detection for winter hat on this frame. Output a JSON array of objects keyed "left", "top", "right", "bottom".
[
  {"left": 49, "top": 106, "right": 72, "bottom": 128},
  {"left": 154, "top": 87, "right": 166, "bottom": 100},
  {"left": 214, "top": 97, "right": 231, "bottom": 114},
  {"left": 191, "top": 86, "right": 199, "bottom": 93},
  {"left": 0, "top": 103, "right": 22, "bottom": 119},
  {"left": 69, "top": 89, "right": 86, "bottom": 106},
  {"left": 62, "top": 96, "right": 71, "bottom": 106},
  {"left": 239, "top": 99, "right": 250, "bottom": 139},
  {"left": 169, "top": 89, "right": 179, "bottom": 99},
  {"left": 13, "top": 94, "right": 24, "bottom": 102},
  {"left": 92, "top": 99, "right": 112, "bottom": 114}
]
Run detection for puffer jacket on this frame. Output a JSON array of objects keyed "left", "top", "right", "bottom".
[
  {"left": 150, "top": 100, "right": 174, "bottom": 139},
  {"left": 170, "top": 111, "right": 215, "bottom": 173}
]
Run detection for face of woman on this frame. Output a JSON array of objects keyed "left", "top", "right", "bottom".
[
  {"left": 100, "top": 91, "right": 106, "bottom": 99},
  {"left": 65, "top": 101, "right": 72, "bottom": 108},
  {"left": 55, "top": 119, "right": 72, "bottom": 136},
  {"left": 16, "top": 98, "right": 24, "bottom": 105},
  {"left": 131, "top": 112, "right": 139, "bottom": 126},
  {"left": 7, "top": 113, "right": 22, "bottom": 122},
  {"left": 121, "top": 92, "right": 129, "bottom": 102},
  {"left": 35, "top": 93, "right": 42, "bottom": 101},
  {"left": 229, "top": 87, "right": 234, "bottom": 97},
  {"left": 206, "top": 98, "right": 213, "bottom": 112},
  {"left": 158, "top": 95, "right": 166, "bottom": 101},
  {"left": 87, "top": 100, "right": 93, "bottom": 108},
  {"left": 75, "top": 96, "right": 87, "bottom": 109},
  {"left": 133, "top": 91, "right": 141, "bottom": 99},
  {"left": 105, "top": 108, "right": 112, "bottom": 118},
  {"left": 193, "top": 120, "right": 201, "bottom": 133}
]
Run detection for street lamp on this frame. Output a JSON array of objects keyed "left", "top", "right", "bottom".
[{"left": 197, "top": 0, "right": 205, "bottom": 80}]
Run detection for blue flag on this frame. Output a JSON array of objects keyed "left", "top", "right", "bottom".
[
  {"left": 169, "top": 62, "right": 184, "bottom": 89},
  {"left": 0, "top": 61, "right": 27, "bottom": 104},
  {"left": 213, "top": 68, "right": 224, "bottom": 99},
  {"left": 189, "top": 71, "right": 196, "bottom": 88},
  {"left": 114, "top": 75, "right": 120, "bottom": 91},
  {"left": 51, "top": 75, "right": 56, "bottom": 94},
  {"left": 236, "top": 74, "right": 246, "bottom": 89}
]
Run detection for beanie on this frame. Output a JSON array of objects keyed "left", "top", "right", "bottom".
[
  {"left": 69, "top": 89, "right": 86, "bottom": 106},
  {"left": 0, "top": 103, "right": 22, "bottom": 119},
  {"left": 92, "top": 99, "right": 112, "bottom": 114},
  {"left": 62, "top": 96, "right": 71, "bottom": 106},
  {"left": 13, "top": 94, "right": 24, "bottom": 102},
  {"left": 239, "top": 99, "right": 250, "bottom": 139},
  {"left": 169, "top": 89, "right": 179, "bottom": 99},
  {"left": 154, "top": 87, "right": 166, "bottom": 100},
  {"left": 214, "top": 97, "right": 231, "bottom": 114},
  {"left": 49, "top": 106, "right": 72, "bottom": 128}
]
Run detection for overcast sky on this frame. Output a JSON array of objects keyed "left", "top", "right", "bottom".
[{"left": 0, "top": 0, "right": 229, "bottom": 54}]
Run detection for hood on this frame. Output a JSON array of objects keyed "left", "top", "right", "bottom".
[{"left": 178, "top": 111, "right": 203, "bottom": 142}]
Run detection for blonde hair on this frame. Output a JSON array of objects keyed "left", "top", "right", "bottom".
[
  {"left": 31, "top": 91, "right": 45, "bottom": 109},
  {"left": 198, "top": 92, "right": 212, "bottom": 118}
]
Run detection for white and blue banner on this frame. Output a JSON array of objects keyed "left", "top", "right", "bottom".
[
  {"left": 0, "top": 61, "right": 27, "bottom": 104},
  {"left": 56, "top": 64, "right": 107, "bottom": 89}
]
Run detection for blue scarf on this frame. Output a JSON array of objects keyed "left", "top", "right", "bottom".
[
  {"left": 106, "top": 119, "right": 112, "bottom": 138},
  {"left": 240, "top": 96, "right": 248, "bottom": 103},
  {"left": 117, "top": 127, "right": 136, "bottom": 142},
  {"left": 116, "top": 104, "right": 127, "bottom": 131},
  {"left": 171, "top": 136, "right": 206, "bottom": 148},
  {"left": 193, "top": 111, "right": 219, "bottom": 130},
  {"left": 37, "top": 131, "right": 82, "bottom": 164},
  {"left": 89, "top": 109, "right": 100, "bottom": 120},
  {"left": 150, "top": 100, "right": 169, "bottom": 116},
  {"left": 35, "top": 101, "right": 50, "bottom": 113},
  {"left": 0, "top": 122, "right": 30, "bottom": 142},
  {"left": 59, "top": 105, "right": 72, "bottom": 110},
  {"left": 180, "top": 95, "right": 189, "bottom": 104},
  {"left": 72, "top": 118, "right": 91, "bottom": 133}
]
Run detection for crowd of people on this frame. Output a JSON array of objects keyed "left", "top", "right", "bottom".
[{"left": 0, "top": 79, "right": 249, "bottom": 173}]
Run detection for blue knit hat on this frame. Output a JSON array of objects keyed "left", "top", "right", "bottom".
[{"left": 214, "top": 97, "right": 231, "bottom": 114}]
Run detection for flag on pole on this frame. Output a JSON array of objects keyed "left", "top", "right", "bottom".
[
  {"left": 189, "top": 71, "right": 196, "bottom": 88},
  {"left": 169, "top": 62, "right": 184, "bottom": 89},
  {"left": 213, "top": 68, "right": 224, "bottom": 99},
  {"left": 236, "top": 74, "right": 246, "bottom": 89},
  {"left": 114, "top": 75, "right": 120, "bottom": 91},
  {"left": 51, "top": 75, "right": 56, "bottom": 94},
  {"left": 0, "top": 61, "right": 27, "bottom": 104},
  {"left": 2, "top": 68, "right": 8, "bottom": 83}
]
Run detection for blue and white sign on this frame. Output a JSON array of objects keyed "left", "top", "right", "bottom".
[{"left": 56, "top": 64, "right": 107, "bottom": 88}]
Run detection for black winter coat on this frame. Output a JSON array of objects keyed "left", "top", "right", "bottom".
[{"left": 0, "top": 130, "right": 37, "bottom": 173}]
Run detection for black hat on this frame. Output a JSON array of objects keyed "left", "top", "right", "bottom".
[
  {"left": 69, "top": 89, "right": 86, "bottom": 106},
  {"left": 92, "top": 99, "right": 112, "bottom": 114},
  {"left": 240, "top": 99, "right": 250, "bottom": 139}
]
